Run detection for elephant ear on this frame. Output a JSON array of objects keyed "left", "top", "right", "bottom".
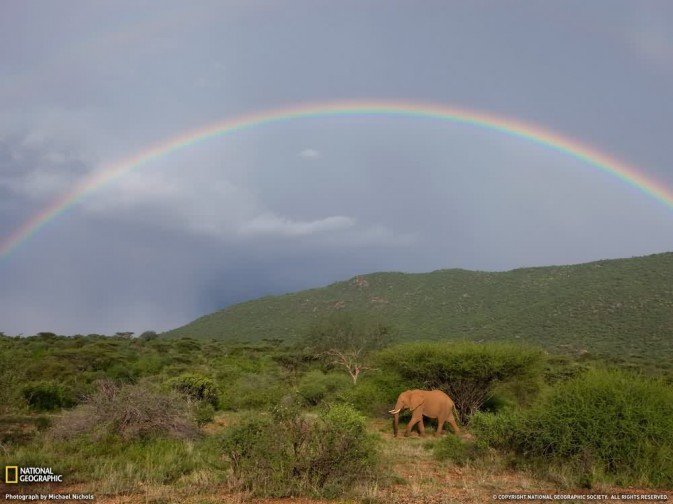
[{"left": 409, "top": 393, "right": 425, "bottom": 411}]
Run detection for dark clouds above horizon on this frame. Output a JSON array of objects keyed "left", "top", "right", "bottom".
[{"left": 2, "top": 0, "right": 673, "bottom": 335}]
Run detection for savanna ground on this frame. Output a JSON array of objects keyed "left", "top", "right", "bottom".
[
  {"left": 1, "top": 320, "right": 672, "bottom": 503},
  {"left": 2, "top": 416, "right": 672, "bottom": 503}
]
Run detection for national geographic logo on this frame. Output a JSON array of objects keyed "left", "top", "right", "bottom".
[
  {"left": 5, "top": 466, "right": 18, "bottom": 484},
  {"left": 4, "top": 466, "right": 63, "bottom": 483}
]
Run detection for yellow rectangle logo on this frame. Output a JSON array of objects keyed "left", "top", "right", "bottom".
[{"left": 5, "top": 466, "right": 18, "bottom": 484}]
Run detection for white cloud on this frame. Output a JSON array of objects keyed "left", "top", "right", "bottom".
[
  {"left": 84, "top": 169, "right": 258, "bottom": 237},
  {"left": 81, "top": 167, "right": 363, "bottom": 242},
  {"left": 78, "top": 164, "right": 414, "bottom": 248},
  {"left": 299, "top": 148, "right": 320, "bottom": 159},
  {"left": 239, "top": 213, "right": 354, "bottom": 237}
]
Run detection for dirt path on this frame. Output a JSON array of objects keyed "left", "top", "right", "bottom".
[{"left": 3, "top": 473, "right": 671, "bottom": 504}]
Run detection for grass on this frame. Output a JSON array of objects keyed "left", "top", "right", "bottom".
[{"left": 3, "top": 435, "right": 226, "bottom": 495}]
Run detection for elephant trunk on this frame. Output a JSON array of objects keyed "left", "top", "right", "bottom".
[{"left": 389, "top": 397, "right": 404, "bottom": 437}]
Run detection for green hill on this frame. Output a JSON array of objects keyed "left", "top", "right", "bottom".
[{"left": 165, "top": 252, "right": 673, "bottom": 362}]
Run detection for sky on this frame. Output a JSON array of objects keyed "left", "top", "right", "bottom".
[{"left": 1, "top": 0, "right": 673, "bottom": 335}]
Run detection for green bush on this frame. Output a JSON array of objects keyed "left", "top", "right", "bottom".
[
  {"left": 433, "top": 434, "right": 483, "bottom": 465},
  {"left": 22, "top": 382, "right": 76, "bottom": 411},
  {"left": 480, "top": 393, "right": 512, "bottom": 413},
  {"left": 339, "top": 370, "right": 407, "bottom": 416},
  {"left": 376, "top": 341, "right": 544, "bottom": 422},
  {"left": 0, "top": 350, "right": 24, "bottom": 413},
  {"left": 297, "top": 370, "right": 351, "bottom": 405},
  {"left": 472, "top": 369, "right": 673, "bottom": 487},
  {"left": 470, "top": 409, "right": 517, "bottom": 450},
  {"left": 219, "top": 373, "right": 285, "bottom": 411},
  {"left": 221, "top": 403, "right": 379, "bottom": 497},
  {"left": 168, "top": 373, "right": 219, "bottom": 407},
  {"left": 193, "top": 402, "right": 216, "bottom": 426},
  {"left": 106, "top": 363, "right": 139, "bottom": 383}
]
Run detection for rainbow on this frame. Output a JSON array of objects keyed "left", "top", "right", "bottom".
[{"left": 2, "top": 99, "right": 672, "bottom": 260}]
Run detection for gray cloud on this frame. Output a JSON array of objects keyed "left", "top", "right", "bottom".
[{"left": 239, "top": 214, "right": 354, "bottom": 237}]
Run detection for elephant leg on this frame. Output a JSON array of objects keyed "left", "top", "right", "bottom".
[
  {"left": 436, "top": 415, "right": 446, "bottom": 436},
  {"left": 447, "top": 410, "right": 461, "bottom": 434},
  {"left": 405, "top": 411, "right": 424, "bottom": 437},
  {"left": 417, "top": 416, "right": 425, "bottom": 437}
]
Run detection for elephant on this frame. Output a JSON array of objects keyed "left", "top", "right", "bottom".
[{"left": 389, "top": 389, "right": 460, "bottom": 437}]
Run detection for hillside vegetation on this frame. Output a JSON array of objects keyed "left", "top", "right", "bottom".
[{"left": 166, "top": 252, "right": 673, "bottom": 364}]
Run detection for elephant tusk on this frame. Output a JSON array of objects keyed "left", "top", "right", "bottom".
[{"left": 389, "top": 408, "right": 401, "bottom": 414}]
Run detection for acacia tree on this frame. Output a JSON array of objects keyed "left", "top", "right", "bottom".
[
  {"left": 304, "top": 313, "right": 395, "bottom": 384},
  {"left": 139, "top": 331, "right": 158, "bottom": 340},
  {"left": 376, "top": 341, "right": 545, "bottom": 423}
]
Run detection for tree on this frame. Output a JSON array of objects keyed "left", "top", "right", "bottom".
[
  {"left": 304, "top": 313, "right": 395, "bottom": 384},
  {"left": 377, "top": 341, "right": 544, "bottom": 423},
  {"left": 139, "top": 330, "right": 159, "bottom": 341}
]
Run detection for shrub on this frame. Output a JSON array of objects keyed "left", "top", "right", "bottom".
[
  {"left": 339, "top": 370, "right": 407, "bottom": 416},
  {"left": 50, "top": 381, "right": 198, "bottom": 441},
  {"left": 470, "top": 409, "right": 518, "bottom": 450},
  {"left": 0, "top": 351, "right": 24, "bottom": 413},
  {"left": 297, "top": 370, "right": 351, "bottom": 405},
  {"left": 194, "top": 402, "right": 216, "bottom": 426},
  {"left": 221, "top": 403, "right": 379, "bottom": 497},
  {"left": 472, "top": 369, "right": 673, "bottom": 487},
  {"left": 168, "top": 373, "right": 219, "bottom": 407},
  {"left": 376, "top": 341, "right": 544, "bottom": 422},
  {"left": 480, "top": 393, "right": 512, "bottom": 413},
  {"left": 433, "top": 434, "right": 483, "bottom": 465},
  {"left": 22, "top": 382, "right": 76, "bottom": 411},
  {"left": 106, "top": 363, "right": 139, "bottom": 383},
  {"left": 219, "top": 373, "right": 285, "bottom": 411}
]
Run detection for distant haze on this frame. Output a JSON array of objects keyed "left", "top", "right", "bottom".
[{"left": 1, "top": 1, "right": 673, "bottom": 335}]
